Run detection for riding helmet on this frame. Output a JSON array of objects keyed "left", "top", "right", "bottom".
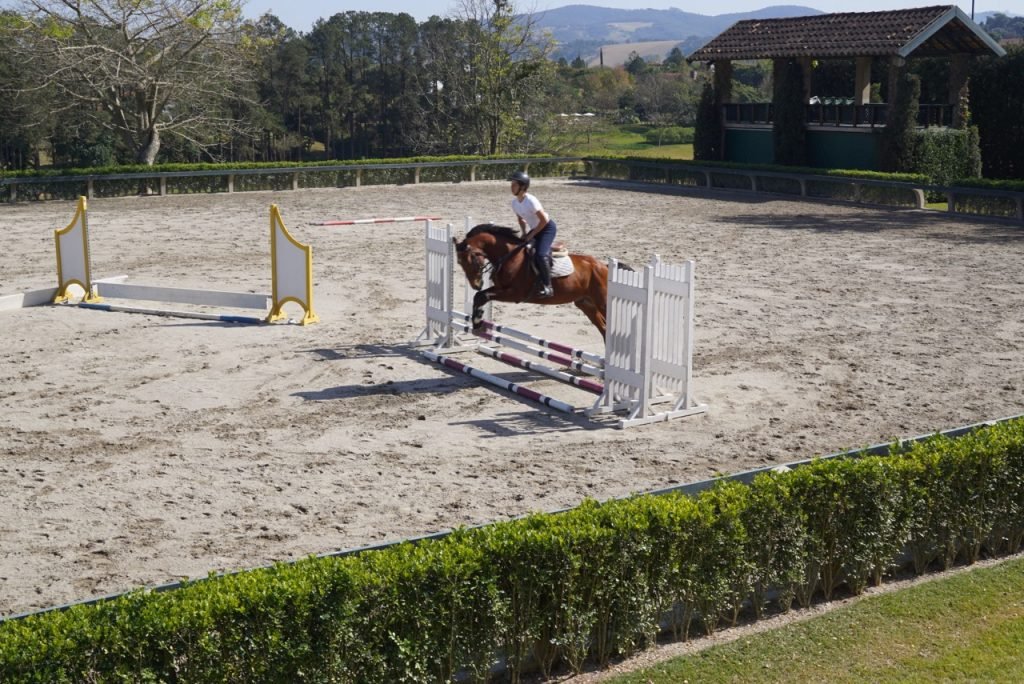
[{"left": 507, "top": 170, "right": 530, "bottom": 190}]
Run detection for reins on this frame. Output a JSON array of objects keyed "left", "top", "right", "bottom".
[{"left": 458, "top": 232, "right": 533, "bottom": 304}]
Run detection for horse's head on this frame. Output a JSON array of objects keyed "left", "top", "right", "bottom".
[
  {"left": 453, "top": 224, "right": 524, "bottom": 290},
  {"left": 453, "top": 235, "right": 488, "bottom": 290}
]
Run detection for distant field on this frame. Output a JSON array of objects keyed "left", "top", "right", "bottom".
[
  {"left": 561, "top": 123, "right": 694, "bottom": 160},
  {"left": 588, "top": 40, "right": 685, "bottom": 67}
]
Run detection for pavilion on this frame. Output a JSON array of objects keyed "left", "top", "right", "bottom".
[{"left": 687, "top": 5, "right": 1006, "bottom": 168}]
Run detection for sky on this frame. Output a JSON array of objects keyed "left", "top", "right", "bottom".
[{"left": 243, "top": 1, "right": 1019, "bottom": 33}]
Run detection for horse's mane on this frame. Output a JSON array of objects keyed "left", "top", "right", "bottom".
[{"left": 465, "top": 223, "right": 524, "bottom": 244}]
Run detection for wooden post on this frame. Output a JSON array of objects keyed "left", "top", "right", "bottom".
[
  {"left": 713, "top": 59, "right": 733, "bottom": 160},
  {"left": 799, "top": 57, "right": 813, "bottom": 104},
  {"left": 887, "top": 56, "right": 905, "bottom": 116},
  {"left": 855, "top": 56, "right": 872, "bottom": 105}
]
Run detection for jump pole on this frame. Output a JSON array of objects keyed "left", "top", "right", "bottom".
[
  {"left": 78, "top": 302, "right": 265, "bottom": 325},
  {"left": 474, "top": 345, "right": 604, "bottom": 395},
  {"left": 315, "top": 215, "right": 441, "bottom": 227},
  {"left": 421, "top": 349, "right": 578, "bottom": 415},
  {"left": 450, "top": 311, "right": 605, "bottom": 370},
  {"left": 449, "top": 318, "right": 605, "bottom": 381}
]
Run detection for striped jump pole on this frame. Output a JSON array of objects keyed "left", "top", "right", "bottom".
[
  {"left": 421, "top": 349, "right": 577, "bottom": 415},
  {"left": 451, "top": 311, "right": 606, "bottom": 370},
  {"left": 315, "top": 216, "right": 441, "bottom": 226},
  {"left": 474, "top": 345, "right": 604, "bottom": 395},
  {"left": 450, "top": 318, "right": 605, "bottom": 379}
]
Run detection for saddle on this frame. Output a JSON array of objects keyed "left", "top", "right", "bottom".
[{"left": 527, "top": 241, "right": 575, "bottom": 278}]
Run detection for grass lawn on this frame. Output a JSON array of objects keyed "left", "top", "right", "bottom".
[
  {"left": 609, "top": 556, "right": 1024, "bottom": 683},
  {"left": 562, "top": 123, "right": 693, "bottom": 160}
]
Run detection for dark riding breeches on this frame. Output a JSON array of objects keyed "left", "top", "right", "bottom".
[{"left": 532, "top": 219, "right": 557, "bottom": 270}]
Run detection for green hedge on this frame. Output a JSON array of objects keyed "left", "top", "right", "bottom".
[
  {"left": 642, "top": 127, "right": 695, "bottom": 146},
  {"left": 949, "top": 177, "right": 1024, "bottom": 193},
  {"left": 586, "top": 156, "right": 929, "bottom": 185},
  {"left": 0, "top": 154, "right": 558, "bottom": 180},
  {"left": 2, "top": 418, "right": 1022, "bottom": 682},
  {"left": 913, "top": 127, "right": 981, "bottom": 188}
]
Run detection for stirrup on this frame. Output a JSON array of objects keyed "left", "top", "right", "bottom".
[{"left": 537, "top": 284, "right": 554, "bottom": 298}]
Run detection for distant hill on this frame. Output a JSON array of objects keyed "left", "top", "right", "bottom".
[{"left": 533, "top": 5, "right": 823, "bottom": 64}]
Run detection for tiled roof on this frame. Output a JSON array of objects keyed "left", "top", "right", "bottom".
[{"left": 688, "top": 6, "right": 1005, "bottom": 61}]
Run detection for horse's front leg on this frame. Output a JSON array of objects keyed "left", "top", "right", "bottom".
[{"left": 472, "top": 289, "right": 494, "bottom": 330}]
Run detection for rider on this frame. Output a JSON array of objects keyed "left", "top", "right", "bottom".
[{"left": 508, "top": 170, "right": 555, "bottom": 298}]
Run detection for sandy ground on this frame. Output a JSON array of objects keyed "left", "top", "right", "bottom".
[{"left": 0, "top": 179, "right": 1021, "bottom": 619}]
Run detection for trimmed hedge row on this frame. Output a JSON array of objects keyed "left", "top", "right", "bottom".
[
  {"left": 951, "top": 177, "right": 1024, "bottom": 193},
  {"left": 1, "top": 418, "right": 1022, "bottom": 682},
  {"left": 0, "top": 154, "right": 557, "bottom": 180},
  {"left": 588, "top": 158, "right": 926, "bottom": 208},
  {"left": 586, "top": 156, "right": 930, "bottom": 185}
]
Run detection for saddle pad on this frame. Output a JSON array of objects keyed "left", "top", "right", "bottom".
[{"left": 551, "top": 254, "right": 575, "bottom": 278}]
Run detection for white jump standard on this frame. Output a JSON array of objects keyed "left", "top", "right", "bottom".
[
  {"left": 44, "top": 197, "right": 318, "bottom": 325},
  {"left": 421, "top": 221, "right": 708, "bottom": 428}
]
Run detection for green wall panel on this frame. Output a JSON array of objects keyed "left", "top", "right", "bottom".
[
  {"left": 724, "top": 127, "right": 883, "bottom": 171},
  {"left": 806, "top": 130, "right": 881, "bottom": 170},
  {"left": 724, "top": 128, "right": 774, "bottom": 164}
]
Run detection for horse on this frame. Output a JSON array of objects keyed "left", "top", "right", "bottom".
[{"left": 453, "top": 223, "right": 609, "bottom": 339}]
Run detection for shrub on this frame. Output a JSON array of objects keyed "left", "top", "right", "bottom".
[
  {"left": 3, "top": 418, "right": 1023, "bottom": 681},
  {"left": 642, "top": 126, "right": 695, "bottom": 146}
]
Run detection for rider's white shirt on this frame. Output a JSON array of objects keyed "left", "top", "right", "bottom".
[{"left": 511, "top": 193, "right": 545, "bottom": 233}]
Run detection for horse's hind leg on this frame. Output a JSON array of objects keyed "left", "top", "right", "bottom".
[{"left": 585, "top": 262, "right": 608, "bottom": 339}]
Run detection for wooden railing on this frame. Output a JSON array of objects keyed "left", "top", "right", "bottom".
[
  {"left": 0, "top": 157, "right": 584, "bottom": 203},
  {"left": 2, "top": 156, "right": 1019, "bottom": 223},
  {"left": 723, "top": 102, "right": 955, "bottom": 128},
  {"left": 582, "top": 157, "right": 1024, "bottom": 222}
]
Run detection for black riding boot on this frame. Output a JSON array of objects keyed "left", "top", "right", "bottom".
[{"left": 534, "top": 253, "right": 554, "bottom": 298}]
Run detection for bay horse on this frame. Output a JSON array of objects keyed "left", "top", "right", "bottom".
[{"left": 453, "top": 224, "right": 608, "bottom": 339}]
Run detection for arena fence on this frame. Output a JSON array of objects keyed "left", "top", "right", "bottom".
[{"left": 1, "top": 157, "right": 1019, "bottom": 223}]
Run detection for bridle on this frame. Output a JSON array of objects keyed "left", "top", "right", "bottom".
[{"left": 456, "top": 233, "right": 530, "bottom": 283}]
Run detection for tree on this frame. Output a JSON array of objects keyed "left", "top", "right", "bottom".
[
  {"left": 664, "top": 46, "right": 685, "bottom": 69},
  {"left": 969, "top": 43, "right": 1024, "bottom": 179},
  {"left": 982, "top": 13, "right": 1024, "bottom": 41},
  {"left": 11, "top": 0, "right": 255, "bottom": 165},
  {"left": 452, "top": 0, "right": 554, "bottom": 154},
  {"left": 250, "top": 14, "right": 316, "bottom": 160},
  {"left": 625, "top": 51, "right": 648, "bottom": 77},
  {"left": 880, "top": 72, "right": 921, "bottom": 172},
  {"left": 0, "top": 10, "right": 49, "bottom": 169},
  {"left": 693, "top": 82, "right": 720, "bottom": 160}
]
